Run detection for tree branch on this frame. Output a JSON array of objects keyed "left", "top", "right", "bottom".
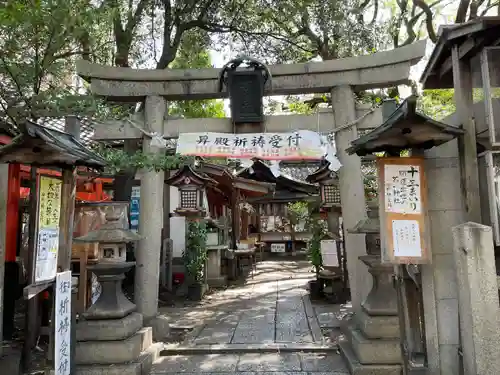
[{"left": 413, "top": 0, "right": 438, "bottom": 42}]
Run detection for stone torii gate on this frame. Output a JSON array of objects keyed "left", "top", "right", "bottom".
[{"left": 76, "top": 41, "right": 426, "bottom": 334}]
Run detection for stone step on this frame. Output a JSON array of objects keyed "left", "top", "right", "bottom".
[
  {"left": 348, "top": 327, "right": 402, "bottom": 365},
  {"left": 151, "top": 351, "right": 348, "bottom": 374},
  {"left": 356, "top": 308, "right": 400, "bottom": 339},
  {"left": 161, "top": 342, "right": 339, "bottom": 355},
  {"left": 75, "top": 343, "right": 164, "bottom": 375},
  {"left": 76, "top": 327, "right": 153, "bottom": 365},
  {"left": 339, "top": 339, "right": 402, "bottom": 375}
]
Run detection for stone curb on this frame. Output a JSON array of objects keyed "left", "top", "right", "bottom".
[
  {"left": 160, "top": 343, "right": 339, "bottom": 355},
  {"left": 302, "top": 295, "right": 324, "bottom": 343}
]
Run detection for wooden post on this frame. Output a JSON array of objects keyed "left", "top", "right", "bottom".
[
  {"left": 231, "top": 189, "right": 240, "bottom": 249},
  {"left": 62, "top": 116, "right": 79, "bottom": 375},
  {"left": 451, "top": 46, "right": 481, "bottom": 223},
  {"left": 21, "top": 168, "right": 39, "bottom": 372}
]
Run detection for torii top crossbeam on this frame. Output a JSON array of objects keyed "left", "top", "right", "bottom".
[{"left": 76, "top": 41, "right": 426, "bottom": 101}]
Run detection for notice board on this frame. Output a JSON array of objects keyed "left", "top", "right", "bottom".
[{"left": 378, "top": 157, "right": 431, "bottom": 264}]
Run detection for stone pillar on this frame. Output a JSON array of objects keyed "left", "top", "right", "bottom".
[
  {"left": 452, "top": 223, "right": 500, "bottom": 375},
  {"left": 331, "top": 85, "right": 370, "bottom": 311},
  {"left": 422, "top": 140, "right": 465, "bottom": 375},
  {"left": 0, "top": 163, "right": 7, "bottom": 355},
  {"left": 136, "top": 95, "right": 170, "bottom": 338},
  {"left": 206, "top": 247, "right": 226, "bottom": 287},
  {"left": 327, "top": 210, "right": 340, "bottom": 238}
]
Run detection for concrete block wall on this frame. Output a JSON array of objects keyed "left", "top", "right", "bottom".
[{"left": 423, "top": 139, "right": 465, "bottom": 375}]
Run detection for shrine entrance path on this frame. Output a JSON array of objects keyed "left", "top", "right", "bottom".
[{"left": 152, "top": 259, "right": 349, "bottom": 374}]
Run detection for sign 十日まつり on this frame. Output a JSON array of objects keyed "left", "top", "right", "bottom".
[
  {"left": 378, "top": 157, "right": 430, "bottom": 264},
  {"left": 176, "top": 131, "right": 329, "bottom": 160},
  {"left": 35, "top": 176, "right": 62, "bottom": 283}
]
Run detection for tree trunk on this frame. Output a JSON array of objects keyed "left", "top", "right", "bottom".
[{"left": 112, "top": 140, "right": 139, "bottom": 204}]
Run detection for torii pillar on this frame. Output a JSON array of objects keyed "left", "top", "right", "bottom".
[
  {"left": 135, "top": 96, "right": 170, "bottom": 339},
  {"left": 331, "top": 86, "right": 371, "bottom": 311}
]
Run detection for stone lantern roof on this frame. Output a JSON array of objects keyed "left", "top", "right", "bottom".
[{"left": 74, "top": 212, "right": 142, "bottom": 243}]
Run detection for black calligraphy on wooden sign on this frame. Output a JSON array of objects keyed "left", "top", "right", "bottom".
[
  {"left": 384, "top": 164, "right": 422, "bottom": 214},
  {"left": 55, "top": 271, "right": 72, "bottom": 375}
]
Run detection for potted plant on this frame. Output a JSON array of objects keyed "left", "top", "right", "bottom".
[
  {"left": 305, "top": 208, "right": 328, "bottom": 300},
  {"left": 183, "top": 220, "right": 208, "bottom": 301}
]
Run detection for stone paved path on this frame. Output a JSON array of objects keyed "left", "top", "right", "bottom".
[{"left": 152, "top": 260, "right": 349, "bottom": 374}]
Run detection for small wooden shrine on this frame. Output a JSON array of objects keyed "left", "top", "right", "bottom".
[{"left": 237, "top": 159, "right": 319, "bottom": 248}]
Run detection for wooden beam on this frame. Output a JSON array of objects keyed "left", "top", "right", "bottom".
[
  {"left": 233, "top": 180, "right": 270, "bottom": 194},
  {"left": 93, "top": 107, "right": 383, "bottom": 141},
  {"left": 452, "top": 45, "right": 482, "bottom": 223},
  {"left": 439, "top": 37, "right": 479, "bottom": 78}
]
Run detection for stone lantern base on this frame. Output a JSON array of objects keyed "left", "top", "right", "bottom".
[
  {"left": 75, "top": 312, "right": 163, "bottom": 375},
  {"left": 74, "top": 262, "right": 162, "bottom": 375},
  {"left": 339, "top": 255, "right": 403, "bottom": 375}
]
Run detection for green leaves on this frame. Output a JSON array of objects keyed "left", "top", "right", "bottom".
[
  {"left": 0, "top": 0, "right": 113, "bottom": 123},
  {"left": 94, "top": 145, "right": 192, "bottom": 174},
  {"left": 183, "top": 220, "right": 208, "bottom": 283},
  {"left": 168, "top": 29, "right": 226, "bottom": 119}
]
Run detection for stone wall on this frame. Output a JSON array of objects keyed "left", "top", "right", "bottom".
[{"left": 422, "top": 139, "right": 465, "bottom": 374}]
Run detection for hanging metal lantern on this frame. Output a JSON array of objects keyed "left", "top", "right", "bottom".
[{"left": 218, "top": 56, "right": 271, "bottom": 124}]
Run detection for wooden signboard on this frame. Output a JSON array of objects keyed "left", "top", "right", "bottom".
[{"left": 378, "top": 157, "right": 431, "bottom": 264}]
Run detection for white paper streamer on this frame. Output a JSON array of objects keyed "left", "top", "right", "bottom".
[{"left": 269, "top": 160, "right": 281, "bottom": 177}]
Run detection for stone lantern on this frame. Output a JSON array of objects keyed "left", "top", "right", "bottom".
[
  {"left": 166, "top": 164, "right": 217, "bottom": 218},
  {"left": 306, "top": 161, "right": 341, "bottom": 208},
  {"left": 349, "top": 202, "right": 397, "bottom": 316},
  {"left": 74, "top": 203, "right": 142, "bottom": 320},
  {"left": 73, "top": 202, "right": 161, "bottom": 374}
]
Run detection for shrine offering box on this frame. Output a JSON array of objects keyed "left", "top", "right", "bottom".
[{"left": 72, "top": 202, "right": 129, "bottom": 260}]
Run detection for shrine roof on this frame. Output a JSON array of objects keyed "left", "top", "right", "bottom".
[
  {"left": 166, "top": 164, "right": 218, "bottom": 186},
  {"left": 346, "top": 95, "right": 463, "bottom": 156},
  {"left": 305, "top": 160, "right": 338, "bottom": 184},
  {"left": 237, "top": 159, "right": 318, "bottom": 195},
  {"left": 421, "top": 16, "right": 500, "bottom": 89},
  {"left": 0, "top": 120, "right": 106, "bottom": 169},
  {"left": 198, "top": 160, "right": 274, "bottom": 197}
]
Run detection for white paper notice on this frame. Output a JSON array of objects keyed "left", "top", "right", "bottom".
[
  {"left": 392, "top": 220, "right": 422, "bottom": 257},
  {"left": 384, "top": 164, "right": 422, "bottom": 214},
  {"left": 271, "top": 243, "right": 286, "bottom": 253},
  {"left": 320, "top": 240, "right": 339, "bottom": 267},
  {"left": 55, "top": 271, "right": 72, "bottom": 375}
]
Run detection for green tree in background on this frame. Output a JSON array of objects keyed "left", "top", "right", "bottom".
[
  {"left": 169, "top": 30, "right": 225, "bottom": 119},
  {"left": 419, "top": 89, "right": 456, "bottom": 120}
]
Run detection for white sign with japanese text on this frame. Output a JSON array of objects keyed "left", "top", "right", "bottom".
[
  {"left": 55, "top": 271, "right": 72, "bottom": 375},
  {"left": 271, "top": 243, "right": 286, "bottom": 253},
  {"left": 176, "top": 131, "right": 330, "bottom": 161},
  {"left": 384, "top": 164, "right": 422, "bottom": 214},
  {"left": 320, "top": 240, "right": 339, "bottom": 267},
  {"left": 35, "top": 176, "right": 62, "bottom": 283},
  {"left": 391, "top": 220, "right": 422, "bottom": 258}
]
